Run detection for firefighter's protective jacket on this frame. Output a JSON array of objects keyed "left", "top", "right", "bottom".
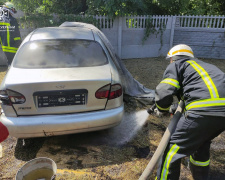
[
  {"left": 155, "top": 57, "right": 225, "bottom": 116},
  {"left": 0, "top": 9, "right": 21, "bottom": 54}
]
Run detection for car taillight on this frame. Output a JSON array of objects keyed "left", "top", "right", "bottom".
[
  {"left": 108, "top": 84, "right": 122, "bottom": 99},
  {"left": 95, "top": 84, "right": 111, "bottom": 99},
  {"left": 95, "top": 84, "right": 122, "bottom": 100},
  {"left": 0, "top": 89, "right": 26, "bottom": 106}
]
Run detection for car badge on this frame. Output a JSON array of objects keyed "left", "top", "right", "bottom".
[
  {"left": 58, "top": 97, "right": 66, "bottom": 103},
  {"left": 56, "top": 85, "right": 65, "bottom": 89}
]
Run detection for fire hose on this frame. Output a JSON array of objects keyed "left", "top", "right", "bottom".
[{"left": 139, "top": 100, "right": 184, "bottom": 180}]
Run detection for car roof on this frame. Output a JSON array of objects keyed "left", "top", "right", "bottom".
[
  {"left": 60, "top": 22, "right": 99, "bottom": 31},
  {"left": 29, "top": 27, "right": 94, "bottom": 41}
]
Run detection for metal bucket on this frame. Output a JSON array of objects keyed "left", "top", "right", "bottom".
[{"left": 16, "top": 157, "right": 57, "bottom": 180}]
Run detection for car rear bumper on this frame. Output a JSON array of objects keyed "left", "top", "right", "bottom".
[{"left": 0, "top": 105, "right": 124, "bottom": 138}]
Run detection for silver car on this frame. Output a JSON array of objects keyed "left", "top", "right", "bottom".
[{"left": 0, "top": 25, "right": 124, "bottom": 138}]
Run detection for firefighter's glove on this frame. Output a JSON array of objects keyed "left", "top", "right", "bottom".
[
  {"left": 147, "top": 104, "right": 169, "bottom": 117},
  {"left": 154, "top": 107, "right": 165, "bottom": 117},
  {"left": 147, "top": 104, "right": 167, "bottom": 117},
  {"left": 169, "top": 103, "right": 178, "bottom": 115}
]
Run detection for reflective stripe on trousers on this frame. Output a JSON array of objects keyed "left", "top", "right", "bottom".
[
  {"left": 190, "top": 155, "right": 210, "bottom": 166},
  {"left": 160, "top": 144, "right": 180, "bottom": 180}
]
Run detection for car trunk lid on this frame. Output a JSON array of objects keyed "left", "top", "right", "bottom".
[{"left": 4, "top": 65, "right": 112, "bottom": 116}]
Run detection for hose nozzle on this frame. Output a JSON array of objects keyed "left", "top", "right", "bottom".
[{"left": 147, "top": 104, "right": 156, "bottom": 114}]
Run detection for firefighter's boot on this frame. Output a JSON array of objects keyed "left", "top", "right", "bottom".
[{"left": 190, "top": 162, "right": 209, "bottom": 180}]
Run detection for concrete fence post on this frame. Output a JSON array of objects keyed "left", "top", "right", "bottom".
[
  {"left": 118, "top": 17, "right": 123, "bottom": 58},
  {"left": 170, "top": 16, "right": 176, "bottom": 48}
]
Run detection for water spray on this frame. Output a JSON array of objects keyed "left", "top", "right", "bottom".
[{"left": 105, "top": 110, "right": 149, "bottom": 146}]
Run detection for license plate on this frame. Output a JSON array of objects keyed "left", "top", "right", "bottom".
[{"left": 34, "top": 89, "right": 87, "bottom": 108}]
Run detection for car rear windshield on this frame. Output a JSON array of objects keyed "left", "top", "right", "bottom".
[{"left": 13, "top": 40, "right": 108, "bottom": 68}]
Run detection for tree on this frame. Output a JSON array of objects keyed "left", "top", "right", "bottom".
[
  {"left": 0, "top": 0, "right": 7, "bottom": 5},
  {"left": 11, "top": 0, "right": 87, "bottom": 15},
  {"left": 186, "top": 0, "right": 224, "bottom": 15},
  {"left": 149, "top": 0, "right": 225, "bottom": 15},
  {"left": 11, "top": 0, "right": 42, "bottom": 14},
  {"left": 86, "top": 0, "right": 146, "bottom": 17},
  {"left": 9, "top": 0, "right": 225, "bottom": 17}
]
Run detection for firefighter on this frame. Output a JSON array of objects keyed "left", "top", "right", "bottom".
[
  {"left": 154, "top": 44, "right": 225, "bottom": 180},
  {"left": 0, "top": 2, "right": 21, "bottom": 65}
]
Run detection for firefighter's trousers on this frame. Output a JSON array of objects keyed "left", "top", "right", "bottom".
[
  {"left": 156, "top": 113, "right": 225, "bottom": 180},
  {"left": 5, "top": 52, "right": 15, "bottom": 65}
]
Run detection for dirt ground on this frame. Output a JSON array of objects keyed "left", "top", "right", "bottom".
[{"left": 0, "top": 58, "right": 225, "bottom": 180}]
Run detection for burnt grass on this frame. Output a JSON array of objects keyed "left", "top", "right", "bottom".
[{"left": 0, "top": 58, "right": 225, "bottom": 180}]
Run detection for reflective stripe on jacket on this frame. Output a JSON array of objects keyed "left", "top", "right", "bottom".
[{"left": 155, "top": 57, "right": 225, "bottom": 116}]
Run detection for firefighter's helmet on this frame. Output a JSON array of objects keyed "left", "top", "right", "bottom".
[
  {"left": 167, "top": 44, "right": 194, "bottom": 59},
  {"left": 3, "top": 2, "right": 17, "bottom": 14}
]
